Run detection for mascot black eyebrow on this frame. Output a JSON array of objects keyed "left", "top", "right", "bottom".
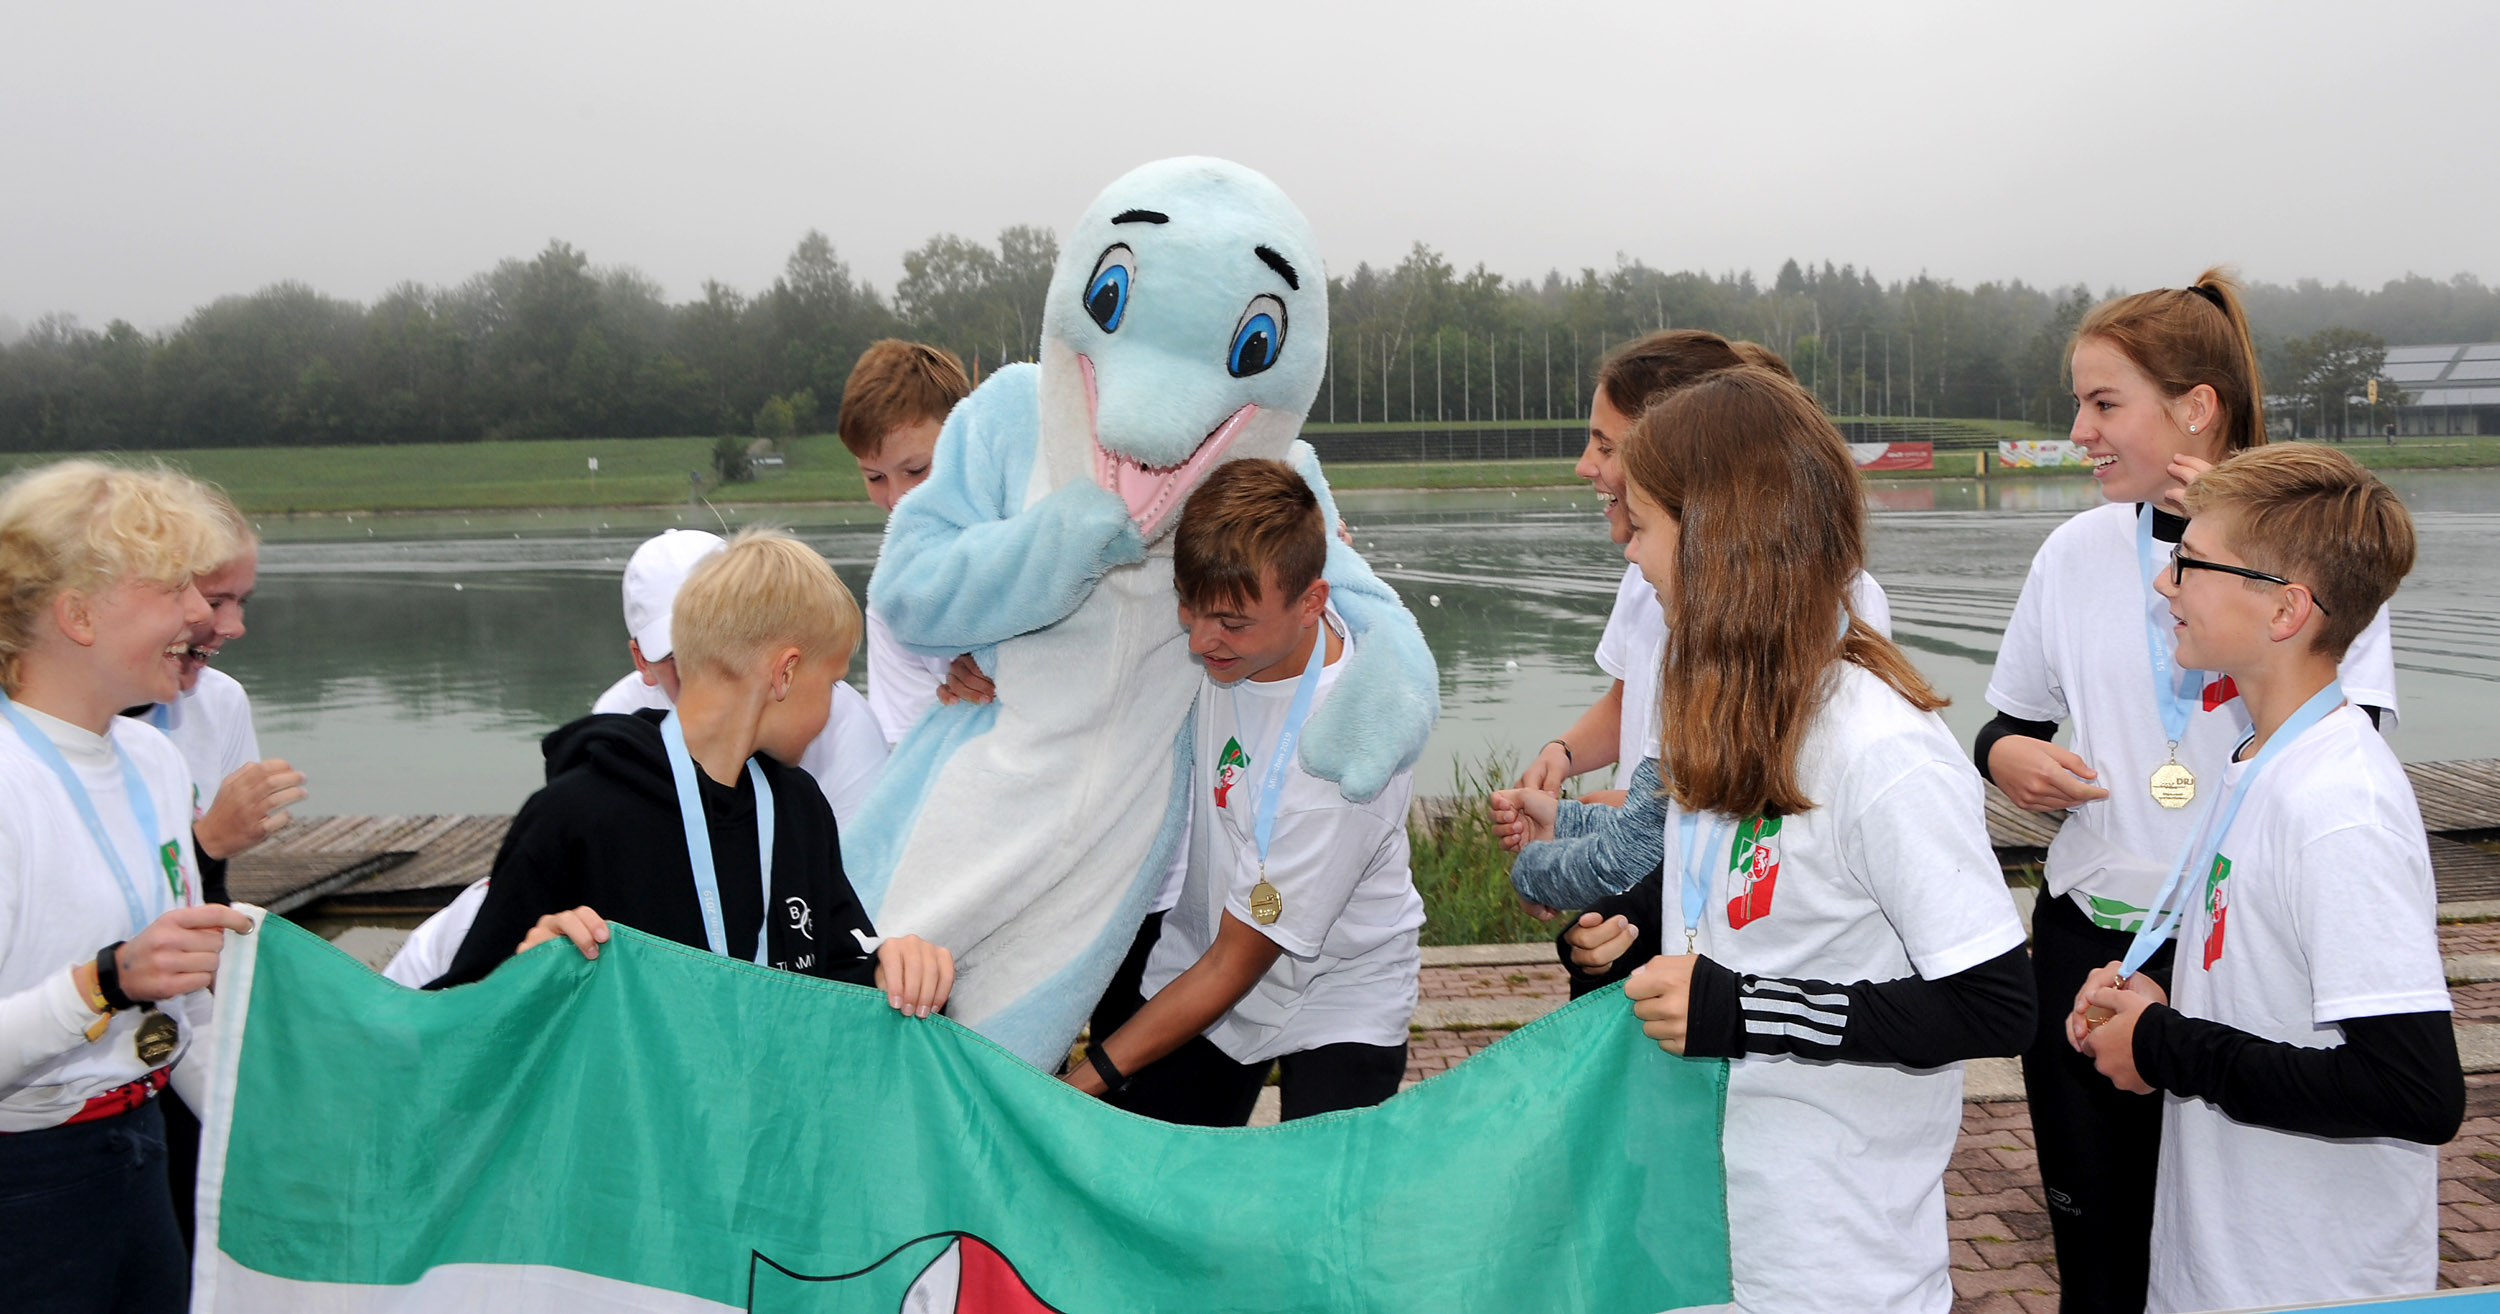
[{"left": 842, "top": 157, "right": 1438, "bottom": 1066}]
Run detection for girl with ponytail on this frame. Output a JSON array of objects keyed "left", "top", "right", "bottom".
[{"left": 1977, "top": 268, "right": 2402, "bottom": 1312}]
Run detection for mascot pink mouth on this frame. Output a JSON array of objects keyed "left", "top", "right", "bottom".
[{"left": 1081, "top": 354, "right": 1257, "bottom": 532}]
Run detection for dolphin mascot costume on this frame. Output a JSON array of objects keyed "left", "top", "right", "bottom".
[{"left": 842, "top": 158, "right": 1439, "bottom": 1067}]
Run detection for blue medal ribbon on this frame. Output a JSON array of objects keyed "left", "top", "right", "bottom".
[
  {"left": 0, "top": 690, "right": 172, "bottom": 935},
  {"left": 1244, "top": 618, "right": 1332, "bottom": 877},
  {"left": 1674, "top": 804, "right": 1735, "bottom": 955},
  {"left": 2117, "top": 679, "right": 2346, "bottom": 978},
  {"left": 659, "top": 711, "right": 776, "bottom": 965},
  {"left": 2135, "top": 505, "right": 2207, "bottom": 751}
]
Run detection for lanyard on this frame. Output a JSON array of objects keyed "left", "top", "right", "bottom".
[
  {"left": 1241, "top": 618, "right": 1331, "bottom": 874},
  {"left": 1673, "top": 804, "right": 1735, "bottom": 954},
  {"left": 0, "top": 690, "right": 173, "bottom": 935},
  {"left": 2134, "top": 505, "right": 2205, "bottom": 750},
  {"left": 2118, "top": 679, "right": 2345, "bottom": 977},
  {"left": 658, "top": 711, "right": 776, "bottom": 965}
]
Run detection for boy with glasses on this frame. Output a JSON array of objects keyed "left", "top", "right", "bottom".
[{"left": 2071, "top": 445, "right": 2461, "bottom": 1313}]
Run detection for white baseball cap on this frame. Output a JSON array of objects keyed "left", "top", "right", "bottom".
[{"left": 621, "top": 529, "right": 726, "bottom": 660}]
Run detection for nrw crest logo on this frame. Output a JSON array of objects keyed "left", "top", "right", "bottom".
[
  {"left": 1212, "top": 737, "right": 1250, "bottom": 809},
  {"left": 1725, "top": 816, "right": 1782, "bottom": 930},
  {"left": 751, "top": 1232, "right": 1065, "bottom": 1313}
]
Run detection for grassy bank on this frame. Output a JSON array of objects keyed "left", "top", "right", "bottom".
[
  {"left": 0, "top": 436, "right": 867, "bottom": 514},
  {"left": 1408, "top": 757, "right": 1558, "bottom": 947},
  {"left": 6, "top": 431, "right": 2492, "bottom": 515}
]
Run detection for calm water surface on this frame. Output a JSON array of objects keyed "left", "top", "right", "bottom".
[{"left": 220, "top": 472, "right": 2500, "bottom": 815}]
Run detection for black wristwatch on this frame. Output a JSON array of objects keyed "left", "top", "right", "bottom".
[{"left": 94, "top": 942, "right": 136, "bottom": 1012}]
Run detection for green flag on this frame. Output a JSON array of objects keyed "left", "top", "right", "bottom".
[{"left": 194, "top": 915, "right": 1731, "bottom": 1312}]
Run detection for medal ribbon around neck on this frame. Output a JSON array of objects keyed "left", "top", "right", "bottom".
[
  {"left": 659, "top": 710, "right": 776, "bottom": 965},
  {"left": 2136, "top": 505, "right": 2208, "bottom": 793},
  {"left": 2117, "top": 679, "right": 2345, "bottom": 978},
  {"left": 0, "top": 690, "right": 172, "bottom": 936},
  {"left": 1241, "top": 616, "right": 1331, "bottom": 894},
  {"left": 1674, "top": 804, "right": 1736, "bottom": 955}
]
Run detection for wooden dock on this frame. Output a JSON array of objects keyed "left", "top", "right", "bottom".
[
  {"left": 239, "top": 759, "right": 2500, "bottom": 919},
  {"left": 232, "top": 815, "right": 509, "bottom": 917}
]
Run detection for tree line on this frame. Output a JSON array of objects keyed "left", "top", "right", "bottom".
[{"left": 4, "top": 229, "right": 2494, "bottom": 452}]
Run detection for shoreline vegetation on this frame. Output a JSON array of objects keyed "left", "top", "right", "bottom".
[{"left": 5, "top": 430, "right": 2495, "bottom": 517}]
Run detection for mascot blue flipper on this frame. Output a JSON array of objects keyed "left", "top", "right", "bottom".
[{"left": 842, "top": 157, "right": 1439, "bottom": 1067}]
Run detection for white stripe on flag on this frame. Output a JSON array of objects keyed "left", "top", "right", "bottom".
[{"left": 208, "top": 1256, "right": 737, "bottom": 1313}]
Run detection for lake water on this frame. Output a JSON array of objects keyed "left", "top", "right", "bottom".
[{"left": 217, "top": 471, "right": 2500, "bottom": 815}]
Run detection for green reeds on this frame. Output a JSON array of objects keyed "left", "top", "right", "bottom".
[{"left": 1408, "top": 755, "right": 1573, "bottom": 947}]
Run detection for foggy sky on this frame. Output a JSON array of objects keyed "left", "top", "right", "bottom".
[{"left": 5, "top": 0, "right": 2494, "bottom": 332}]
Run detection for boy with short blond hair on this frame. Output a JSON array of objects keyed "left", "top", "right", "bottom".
[
  {"left": 2074, "top": 445, "right": 2460, "bottom": 1313},
  {"left": 1064, "top": 460, "right": 1422, "bottom": 1126},
  {"left": 434, "top": 531, "right": 951, "bottom": 1016},
  {"left": 838, "top": 340, "right": 980, "bottom": 744}
]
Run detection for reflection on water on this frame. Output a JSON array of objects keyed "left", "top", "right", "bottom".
[{"left": 221, "top": 472, "right": 2500, "bottom": 815}]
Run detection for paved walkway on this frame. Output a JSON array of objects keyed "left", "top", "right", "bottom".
[{"left": 1404, "top": 944, "right": 2500, "bottom": 1309}]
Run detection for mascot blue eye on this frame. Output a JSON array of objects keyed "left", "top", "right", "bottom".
[
  {"left": 1086, "top": 245, "right": 1135, "bottom": 333},
  {"left": 1228, "top": 295, "right": 1287, "bottom": 378}
]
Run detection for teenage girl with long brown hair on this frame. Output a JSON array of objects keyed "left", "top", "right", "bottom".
[
  {"left": 1496, "top": 368, "right": 2032, "bottom": 1313},
  {"left": 1979, "top": 269, "right": 2400, "bottom": 1313}
]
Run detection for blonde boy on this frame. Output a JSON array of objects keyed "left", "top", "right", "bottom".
[
  {"left": 2076, "top": 445, "right": 2460, "bottom": 1312},
  {"left": 433, "top": 531, "right": 950, "bottom": 1015}
]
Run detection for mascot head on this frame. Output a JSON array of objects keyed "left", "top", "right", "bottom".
[{"left": 1038, "top": 157, "right": 1329, "bottom": 541}]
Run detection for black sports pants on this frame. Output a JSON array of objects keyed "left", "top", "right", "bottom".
[
  {"left": 2025, "top": 891, "right": 2175, "bottom": 1314},
  {"left": 1110, "top": 1032, "right": 1408, "bottom": 1127}
]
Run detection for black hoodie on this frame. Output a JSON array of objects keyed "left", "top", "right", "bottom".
[{"left": 429, "top": 709, "right": 878, "bottom": 990}]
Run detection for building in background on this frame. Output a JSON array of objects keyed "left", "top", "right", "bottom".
[{"left": 2380, "top": 344, "right": 2500, "bottom": 436}]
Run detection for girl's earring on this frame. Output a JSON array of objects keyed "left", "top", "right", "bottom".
[{"left": 2189, "top": 424, "right": 2199, "bottom": 434}]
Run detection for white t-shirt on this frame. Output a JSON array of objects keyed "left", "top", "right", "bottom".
[
  {"left": 1659, "top": 662, "right": 2027, "bottom": 1314},
  {"left": 0, "top": 705, "right": 210, "bottom": 1131},
  {"left": 864, "top": 606, "right": 953, "bottom": 747},
  {"left": 381, "top": 877, "right": 490, "bottom": 989},
  {"left": 2147, "top": 704, "right": 2447, "bottom": 1314},
  {"left": 1596, "top": 564, "right": 1895, "bottom": 788},
  {"left": 1987, "top": 501, "right": 2401, "bottom": 927},
  {"left": 149, "top": 666, "right": 261, "bottom": 819},
  {"left": 1142, "top": 612, "right": 1424, "bottom": 1065},
  {"left": 589, "top": 673, "right": 888, "bottom": 826}
]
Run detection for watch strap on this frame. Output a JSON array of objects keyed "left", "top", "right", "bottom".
[{"left": 94, "top": 942, "right": 135, "bottom": 1012}]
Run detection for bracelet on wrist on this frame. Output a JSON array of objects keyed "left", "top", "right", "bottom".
[
  {"left": 94, "top": 942, "right": 136, "bottom": 1012},
  {"left": 76, "top": 961, "right": 109, "bottom": 1015},
  {"left": 1545, "top": 738, "right": 1575, "bottom": 770},
  {"left": 1087, "top": 1043, "right": 1130, "bottom": 1095}
]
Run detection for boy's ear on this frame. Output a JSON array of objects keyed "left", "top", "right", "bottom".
[
  {"left": 1302, "top": 577, "right": 1330, "bottom": 624},
  {"left": 2270, "top": 586, "right": 2323, "bottom": 646},
  {"left": 771, "top": 645, "right": 803, "bottom": 700}
]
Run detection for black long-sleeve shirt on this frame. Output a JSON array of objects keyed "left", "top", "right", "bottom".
[
  {"left": 2132, "top": 1004, "right": 2462, "bottom": 1145},
  {"left": 1558, "top": 863, "right": 2036, "bottom": 1067}
]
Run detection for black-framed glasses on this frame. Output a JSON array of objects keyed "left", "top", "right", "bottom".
[{"left": 2169, "top": 544, "right": 2331, "bottom": 615}]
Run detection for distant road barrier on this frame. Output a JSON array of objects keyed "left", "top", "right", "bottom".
[{"left": 1998, "top": 439, "right": 2092, "bottom": 469}]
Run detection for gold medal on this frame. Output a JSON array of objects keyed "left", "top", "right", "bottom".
[
  {"left": 2148, "top": 759, "right": 2197, "bottom": 810},
  {"left": 1249, "top": 879, "right": 1283, "bottom": 926},
  {"left": 133, "top": 1008, "right": 178, "bottom": 1067}
]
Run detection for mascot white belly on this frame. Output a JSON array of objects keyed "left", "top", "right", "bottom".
[{"left": 843, "top": 158, "right": 1438, "bottom": 1067}]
